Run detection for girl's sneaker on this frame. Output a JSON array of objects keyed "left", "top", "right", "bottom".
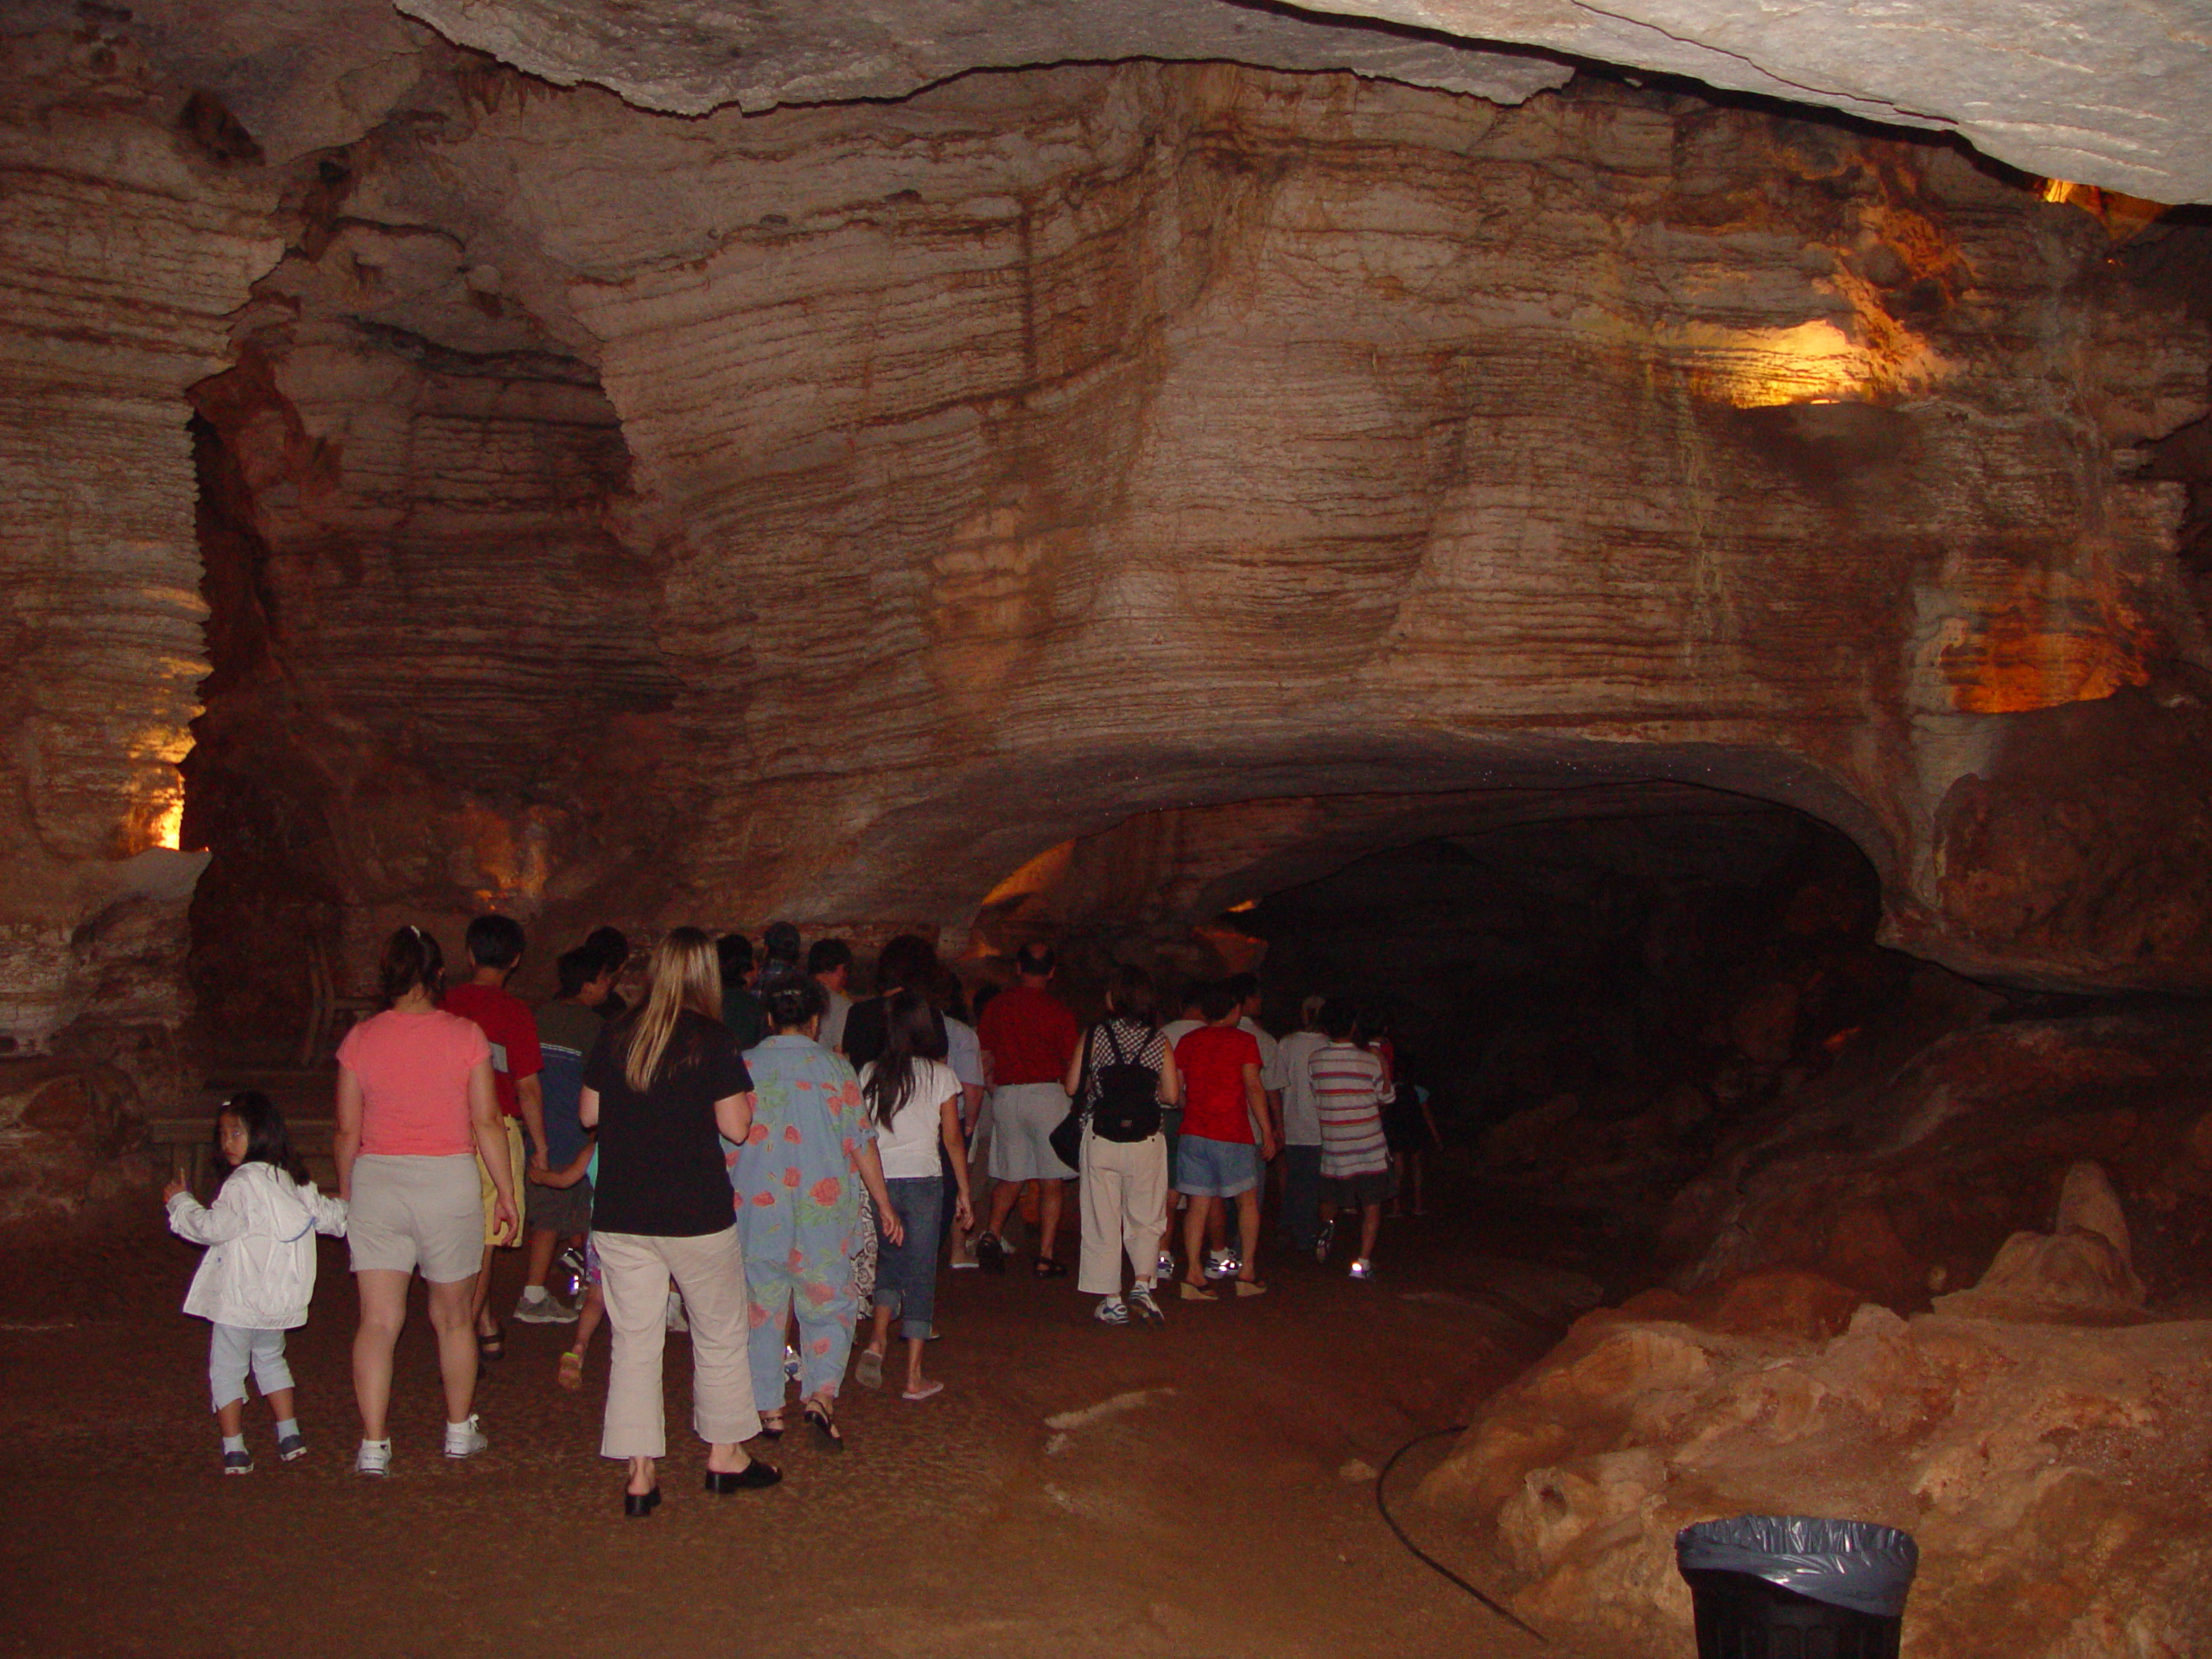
[
  {"left": 221, "top": 1448, "right": 253, "bottom": 1476},
  {"left": 1127, "top": 1284, "right": 1165, "bottom": 1324},
  {"left": 442, "top": 1415, "right": 489, "bottom": 1459},
  {"left": 355, "top": 1439, "right": 391, "bottom": 1477},
  {"left": 1094, "top": 1297, "right": 1130, "bottom": 1325},
  {"left": 276, "top": 1431, "right": 308, "bottom": 1462},
  {"left": 1350, "top": 1256, "right": 1374, "bottom": 1281}
]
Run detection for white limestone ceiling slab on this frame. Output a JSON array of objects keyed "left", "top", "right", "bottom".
[
  {"left": 391, "top": 0, "right": 1571, "bottom": 113},
  {"left": 395, "top": 0, "right": 2212, "bottom": 203}
]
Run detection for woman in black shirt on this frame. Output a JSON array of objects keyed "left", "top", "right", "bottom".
[{"left": 582, "top": 927, "right": 779, "bottom": 1516}]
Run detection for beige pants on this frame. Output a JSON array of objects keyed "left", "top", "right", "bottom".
[
  {"left": 1077, "top": 1128, "right": 1169, "bottom": 1296},
  {"left": 595, "top": 1226, "right": 760, "bottom": 1459}
]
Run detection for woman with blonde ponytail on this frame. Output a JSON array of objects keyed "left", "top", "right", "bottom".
[{"left": 581, "top": 928, "right": 777, "bottom": 1516}]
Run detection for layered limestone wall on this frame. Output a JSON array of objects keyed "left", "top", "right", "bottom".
[
  {"left": 91, "top": 42, "right": 2212, "bottom": 1036},
  {"left": 235, "top": 56, "right": 2203, "bottom": 995},
  {"left": 0, "top": 26, "right": 281, "bottom": 1209},
  {"left": 6, "top": 5, "right": 2212, "bottom": 1173}
]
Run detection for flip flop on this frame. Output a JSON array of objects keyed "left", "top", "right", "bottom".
[
  {"left": 901, "top": 1380, "right": 944, "bottom": 1402},
  {"left": 556, "top": 1350, "right": 583, "bottom": 1391},
  {"left": 854, "top": 1349, "right": 884, "bottom": 1390}
]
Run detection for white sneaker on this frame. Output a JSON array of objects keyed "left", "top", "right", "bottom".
[
  {"left": 355, "top": 1439, "right": 391, "bottom": 1477},
  {"left": 1156, "top": 1249, "right": 1176, "bottom": 1279},
  {"left": 782, "top": 1344, "right": 802, "bottom": 1383},
  {"left": 665, "top": 1289, "right": 690, "bottom": 1333},
  {"left": 1094, "top": 1297, "right": 1130, "bottom": 1325},
  {"left": 1350, "top": 1257, "right": 1374, "bottom": 1281},
  {"left": 442, "top": 1415, "right": 489, "bottom": 1459},
  {"left": 513, "top": 1292, "right": 579, "bottom": 1325}
]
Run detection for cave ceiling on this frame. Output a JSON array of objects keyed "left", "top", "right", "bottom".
[{"left": 299, "top": 0, "right": 2212, "bottom": 206}]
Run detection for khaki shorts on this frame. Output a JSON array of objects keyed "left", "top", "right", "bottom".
[
  {"left": 478, "top": 1116, "right": 524, "bottom": 1248},
  {"left": 349, "top": 1154, "right": 484, "bottom": 1283}
]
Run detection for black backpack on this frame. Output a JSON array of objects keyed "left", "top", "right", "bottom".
[{"left": 1087, "top": 1022, "right": 1162, "bottom": 1143}]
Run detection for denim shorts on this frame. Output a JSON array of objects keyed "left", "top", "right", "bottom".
[{"left": 1174, "top": 1135, "right": 1260, "bottom": 1198}]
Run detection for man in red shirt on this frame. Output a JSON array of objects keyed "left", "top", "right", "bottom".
[
  {"left": 974, "top": 944, "right": 1080, "bottom": 1274},
  {"left": 1171, "top": 981, "right": 1274, "bottom": 1298},
  {"left": 442, "top": 913, "right": 546, "bottom": 1359}
]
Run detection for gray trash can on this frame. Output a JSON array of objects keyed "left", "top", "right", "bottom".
[{"left": 1675, "top": 1515, "right": 1917, "bottom": 1659}]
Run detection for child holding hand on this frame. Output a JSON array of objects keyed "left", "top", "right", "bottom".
[
  {"left": 529, "top": 1143, "right": 603, "bottom": 1389},
  {"left": 163, "top": 1092, "right": 347, "bottom": 1472}
]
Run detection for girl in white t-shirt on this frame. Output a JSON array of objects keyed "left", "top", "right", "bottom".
[{"left": 853, "top": 989, "right": 973, "bottom": 1401}]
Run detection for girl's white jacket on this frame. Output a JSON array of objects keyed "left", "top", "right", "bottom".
[{"left": 166, "top": 1162, "right": 348, "bottom": 1330}]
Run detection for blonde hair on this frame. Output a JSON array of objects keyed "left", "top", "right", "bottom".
[{"left": 622, "top": 927, "right": 725, "bottom": 1092}]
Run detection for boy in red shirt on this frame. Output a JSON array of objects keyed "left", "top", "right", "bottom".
[
  {"left": 1171, "top": 982, "right": 1274, "bottom": 1299},
  {"left": 442, "top": 913, "right": 545, "bottom": 1359}
]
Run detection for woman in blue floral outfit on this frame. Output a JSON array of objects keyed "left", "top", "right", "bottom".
[{"left": 728, "top": 976, "right": 900, "bottom": 1446}]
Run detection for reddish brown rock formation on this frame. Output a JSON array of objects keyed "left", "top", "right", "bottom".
[
  {"left": 1418, "top": 1290, "right": 2212, "bottom": 1657},
  {"left": 4, "top": 5, "right": 2212, "bottom": 1148},
  {"left": 0, "top": 28, "right": 273, "bottom": 1167},
  {"left": 167, "top": 55, "right": 2212, "bottom": 1013}
]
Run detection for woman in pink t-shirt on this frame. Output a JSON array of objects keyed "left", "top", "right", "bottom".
[{"left": 333, "top": 925, "right": 516, "bottom": 1477}]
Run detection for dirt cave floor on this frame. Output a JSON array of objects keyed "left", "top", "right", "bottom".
[{"left": 3, "top": 1166, "right": 1611, "bottom": 1659}]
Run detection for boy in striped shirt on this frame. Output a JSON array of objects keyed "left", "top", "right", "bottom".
[{"left": 1309, "top": 1000, "right": 1393, "bottom": 1279}]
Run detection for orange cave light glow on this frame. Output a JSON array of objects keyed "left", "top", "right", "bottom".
[{"left": 1687, "top": 319, "right": 1872, "bottom": 409}]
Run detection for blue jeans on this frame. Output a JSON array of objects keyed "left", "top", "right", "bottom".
[
  {"left": 874, "top": 1175, "right": 945, "bottom": 1340},
  {"left": 1279, "top": 1142, "right": 1322, "bottom": 1255}
]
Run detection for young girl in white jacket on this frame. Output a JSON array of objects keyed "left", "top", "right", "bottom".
[{"left": 164, "top": 1092, "right": 347, "bottom": 1473}]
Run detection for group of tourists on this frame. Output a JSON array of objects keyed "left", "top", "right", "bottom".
[{"left": 162, "top": 915, "right": 1434, "bottom": 1515}]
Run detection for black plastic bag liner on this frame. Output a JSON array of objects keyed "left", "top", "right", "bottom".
[{"left": 1675, "top": 1515, "right": 1918, "bottom": 1618}]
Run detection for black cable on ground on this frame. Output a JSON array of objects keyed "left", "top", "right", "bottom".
[{"left": 1374, "top": 1424, "right": 1549, "bottom": 1645}]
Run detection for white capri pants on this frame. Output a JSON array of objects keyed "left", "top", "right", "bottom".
[
  {"left": 596, "top": 1225, "right": 760, "bottom": 1459},
  {"left": 209, "top": 1323, "right": 293, "bottom": 1413},
  {"left": 1077, "top": 1128, "right": 1170, "bottom": 1296}
]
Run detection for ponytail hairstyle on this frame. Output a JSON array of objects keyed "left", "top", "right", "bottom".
[
  {"left": 621, "top": 927, "right": 725, "bottom": 1092},
  {"left": 760, "top": 969, "right": 825, "bottom": 1034},
  {"left": 218, "top": 1090, "right": 309, "bottom": 1185},
  {"left": 378, "top": 925, "right": 445, "bottom": 1007},
  {"left": 862, "top": 988, "right": 947, "bottom": 1128}
]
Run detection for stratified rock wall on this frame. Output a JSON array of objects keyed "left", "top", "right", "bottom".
[
  {"left": 497, "top": 67, "right": 2205, "bottom": 982},
  {"left": 168, "top": 54, "right": 2212, "bottom": 1001},
  {"left": 184, "top": 315, "right": 677, "bottom": 1039},
  {"left": 0, "top": 27, "right": 277, "bottom": 1061}
]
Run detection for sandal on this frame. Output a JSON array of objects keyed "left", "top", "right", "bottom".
[
  {"left": 802, "top": 1401, "right": 843, "bottom": 1452},
  {"left": 1033, "top": 1256, "right": 1069, "bottom": 1279},
  {"left": 556, "top": 1350, "right": 583, "bottom": 1391},
  {"left": 753, "top": 1408, "right": 785, "bottom": 1441},
  {"left": 477, "top": 1323, "right": 505, "bottom": 1361},
  {"left": 901, "top": 1379, "right": 944, "bottom": 1402},
  {"left": 854, "top": 1348, "right": 884, "bottom": 1390}
]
